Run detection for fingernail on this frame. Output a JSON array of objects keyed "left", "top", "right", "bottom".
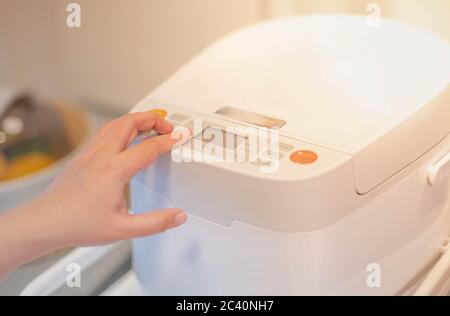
[{"left": 174, "top": 211, "right": 188, "bottom": 227}]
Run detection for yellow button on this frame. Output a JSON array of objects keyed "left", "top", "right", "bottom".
[
  {"left": 149, "top": 108, "right": 168, "bottom": 119},
  {"left": 290, "top": 150, "right": 318, "bottom": 165}
]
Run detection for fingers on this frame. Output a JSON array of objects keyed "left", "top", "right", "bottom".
[
  {"left": 118, "top": 208, "right": 188, "bottom": 238},
  {"left": 115, "top": 132, "right": 183, "bottom": 180},
  {"left": 97, "top": 112, "right": 174, "bottom": 153},
  {"left": 119, "top": 112, "right": 174, "bottom": 145}
]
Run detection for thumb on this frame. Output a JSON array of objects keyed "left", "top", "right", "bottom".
[{"left": 120, "top": 208, "right": 188, "bottom": 239}]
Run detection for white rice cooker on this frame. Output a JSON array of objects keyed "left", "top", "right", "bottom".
[{"left": 130, "top": 15, "right": 450, "bottom": 295}]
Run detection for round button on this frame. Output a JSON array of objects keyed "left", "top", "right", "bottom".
[
  {"left": 149, "top": 108, "right": 168, "bottom": 119},
  {"left": 290, "top": 150, "right": 318, "bottom": 164}
]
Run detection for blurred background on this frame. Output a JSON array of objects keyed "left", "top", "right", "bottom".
[
  {"left": 0, "top": 0, "right": 449, "bottom": 295},
  {"left": 1, "top": 0, "right": 449, "bottom": 113}
]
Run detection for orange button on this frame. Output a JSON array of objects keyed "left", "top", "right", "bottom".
[
  {"left": 290, "top": 150, "right": 318, "bottom": 164},
  {"left": 149, "top": 108, "right": 168, "bottom": 119}
]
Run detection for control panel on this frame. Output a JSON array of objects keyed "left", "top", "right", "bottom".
[{"left": 133, "top": 100, "right": 349, "bottom": 180}]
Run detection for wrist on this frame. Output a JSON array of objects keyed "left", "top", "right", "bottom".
[
  {"left": 0, "top": 196, "right": 63, "bottom": 276},
  {"left": 19, "top": 194, "right": 67, "bottom": 253}
]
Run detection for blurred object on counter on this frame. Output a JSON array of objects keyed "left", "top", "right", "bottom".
[
  {"left": 0, "top": 88, "right": 92, "bottom": 212},
  {"left": 0, "top": 93, "right": 70, "bottom": 180}
]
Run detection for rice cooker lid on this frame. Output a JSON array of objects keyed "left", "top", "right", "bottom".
[{"left": 151, "top": 15, "right": 450, "bottom": 192}]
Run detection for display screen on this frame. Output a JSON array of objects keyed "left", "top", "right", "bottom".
[
  {"left": 195, "top": 126, "right": 246, "bottom": 150},
  {"left": 215, "top": 106, "right": 286, "bottom": 128}
]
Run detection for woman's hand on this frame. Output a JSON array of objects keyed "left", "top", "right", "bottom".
[{"left": 0, "top": 112, "right": 188, "bottom": 277}]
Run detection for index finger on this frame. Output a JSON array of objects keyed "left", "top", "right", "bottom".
[{"left": 105, "top": 112, "right": 174, "bottom": 153}]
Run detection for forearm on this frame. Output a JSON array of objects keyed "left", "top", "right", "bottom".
[{"left": 0, "top": 197, "right": 60, "bottom": 279}]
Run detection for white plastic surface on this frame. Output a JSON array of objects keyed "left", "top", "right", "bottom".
[
  {"left": 148, "top": 15, "right": 450, "bottom": 193},
  {"left": 151, "top": 16, "right": 450, "bottom": 151},
  {"left": 132, "top": 162, "right": 450, "bottom": 295}
]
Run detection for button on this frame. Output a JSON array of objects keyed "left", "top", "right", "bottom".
[
  {"left": 278, "top": 142, "right": 294, "bottom": 153},
  {"left": 290, "top": 150, "right": 318, "bottom": 164},
  {"left": 262, "top": 150, "right": 284, "bottom": 160},
  {"left": 252, "top": 160, "right": 271, "bottom": 167},
  {"left": 149, "top": 108, "right": 168, "bottom": 119},
  {"left": 166, "top": 120, "right": 181, "bottom": 127},
  {"left": 169, "top": 113, "right": 190, "bottom": 123},
  {"left": 253, "top": 150, "right": 284, "bottom": 166}
]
